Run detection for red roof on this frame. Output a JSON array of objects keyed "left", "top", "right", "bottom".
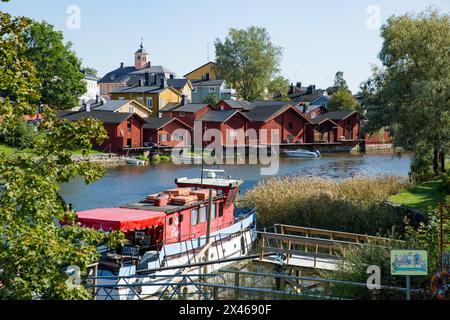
[{"left": 76, "top": 208, "right": 165, "bottom": 232}]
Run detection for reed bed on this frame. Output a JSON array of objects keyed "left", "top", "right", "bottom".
[{"left": 240, "top": 175, "right": 409, "bottom": 236}]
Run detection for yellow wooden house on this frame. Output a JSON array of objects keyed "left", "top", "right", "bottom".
[
  {"left": 184, "top": 61, "right": 217, "bottom": 81},
  {"left": 110, "top": 85, "right": 182, "bottom": 117}
]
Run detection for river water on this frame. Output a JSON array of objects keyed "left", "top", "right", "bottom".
[{"left": 59, "top": 153, "right": 412, "bottom": 211}]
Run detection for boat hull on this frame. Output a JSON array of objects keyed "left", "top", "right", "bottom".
[{"left": 94, "top": 213, "right": 256, "bottom": 300}]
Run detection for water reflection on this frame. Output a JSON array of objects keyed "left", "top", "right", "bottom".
[{"left": 60, "top": 153, "right": 411, "bottom": 211}]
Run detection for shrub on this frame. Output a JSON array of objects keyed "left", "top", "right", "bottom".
[
  {"left": 239, "top": 175, "right": 408, "bottom": 235},
  {"left": 1, "top": 120, "right": 36, "bottom": 150}
]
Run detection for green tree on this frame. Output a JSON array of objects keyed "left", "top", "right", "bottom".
[
  {"left": 215, "top": 26, "right": 283, "bottom": 101},
  {"left": 0, "top": 12, "right": 125, "bottom": 299},
  {"left": 1, "top": 119, "right": 36, "bottom": 149},
  {"left": 203, "top": 93, "right": 220, "bottom": 105},
  {"left": 363, "top": 9, "right": 450, "bottom": 176},
  {"left": 267, "top": 75, "right": 290, "bottom": 100},
  {"left": 24, "top": 21, "right": 86, "bottom": 110},
  {"left": 327, "top": 71, "right": 349, "bottom": 95},
  {"left": 328, "top": 89, "right": 359, "bottom": 111},
  {"left": 83, "top": 67, "right": 98, "bottom": 78}
]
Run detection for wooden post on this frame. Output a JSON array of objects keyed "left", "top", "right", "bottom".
[
  {"left": 234, "top": 271, "right": 240, "bottom": 299},
  {"left": 213, "top": 287, "right": 219, "bottom": 300}
]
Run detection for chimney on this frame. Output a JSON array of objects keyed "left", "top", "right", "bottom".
[
  {"left": 296, "top": 82, "right": 302, "bottom": 88},
  {"left": 120, "top": 62, "right": 124, "bottom": 69},
  {"left": 307, "top": 85, "right": 315, "bottom": 95},
  {"left": 170, "top": 74, "right": 175, "bottom": 80},
  {"left": 95, "top": 95, "right": 99, "bottom": 104},
  {"left": 181, "top": 95, "right": 187, "bottom": 106},
  {"left": 160, "top": 78, "right": 167, "bottom": 89}
]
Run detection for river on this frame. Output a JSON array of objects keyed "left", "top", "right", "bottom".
[{"left": 59, "top": 153, "right": 412, "bottom": 211}]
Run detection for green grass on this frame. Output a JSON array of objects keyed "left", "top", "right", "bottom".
[
  {"left": 0, "top": 144, "right": 105, "bottom": 157},
  {"left": 0, "top": 144, "right": 34, "bottom": 157},
  {"left": 389, "top": 179, "right": 444, "bottom": 210}
]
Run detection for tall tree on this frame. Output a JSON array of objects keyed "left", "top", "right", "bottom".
[
  {"left": 267, "top": 75, "right": 290, "bottom": 101},
  {"left": 0, "top": 12, "right": 125, "bottom": 299},
  {"left": 24, "top": 21, "right": 86, "bottom": 110},
  {"left": 215, "top": 26, "right": 283, "bottom": 101},
  {"left": 364, "top": 9, "right": 450, "bottom": 176},
  {"left": 328, "top": 90, "right": 359, "bottom": 111},
  {"left": 327, "top": 71, "right": 350, "bottom": 95}
]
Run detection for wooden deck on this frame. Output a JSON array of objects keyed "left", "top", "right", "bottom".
[{"left": 255, "top": 224, "right": 402, "bottom": 271}]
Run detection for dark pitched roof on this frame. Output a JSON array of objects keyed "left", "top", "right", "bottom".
[
  {"left": 110, "top": 85, "right": 177, "bottom": 94},
  {"left": 98, "top": 65, "right": 137, "bottom": 84},
  {"left": 310, "top": 117, "right": 339, "bottom": 126},
  {"left": 245, "top": 103, "right": 312, "bottom": 124},
  {"left": 191, "top": 79, "right": 225, "bottom": 87},
  {"left": 311, "top": 110, "right": 358, "bottom": 124},
  {"left": 162, "top": 103, "right": 211, "bottom": 113},
  {"left": 290, "top": 90, "right": 327, "bottom": 103},
  {"left": 143, "top": 117, "right": 191, "bottom": 130},
  {"left": 59, "top": 110, "right": 136, "bottom": 124},
  {"left": 167, "top": 78, "right": 190, "bottom": 89},
  {"left": 90, "top": 100, "right": 132, "bottom": 112},
  {"left": 130, "top": 65, "right": 175, "bottom": 75},
  {"left": 198, "top": 110, "right": 249, "bottom": 123},
  {"left": 218, "top": 100, "right": 251, "bottom": 109},
  {"left": 245, "top": 100, "right": 291, "bottom": 111}
]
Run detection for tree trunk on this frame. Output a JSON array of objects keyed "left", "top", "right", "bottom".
[
  {"left": 439, "top": 150, "right": 446, "bottom": 173},
  {"left": 433, "top": 148, "right": 439, "bottom": 176}
]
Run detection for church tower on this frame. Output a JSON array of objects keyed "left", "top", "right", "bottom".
[{"left": 134, "top": 39, "right": 150, "bottom": 70}]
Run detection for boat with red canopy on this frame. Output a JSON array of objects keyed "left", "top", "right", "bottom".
[{"left": 76, "top": 169, "right": 256, "bottom": 300}]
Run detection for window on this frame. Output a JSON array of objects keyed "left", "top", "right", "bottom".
[
  {"left": 211, "top": 203, "right": 216, "bottom": 220},
  {"left": 199, "top": 206, "right": 208, "bottom": 223},
  {"left": 101, "top": 85, "right": 106, "bottom": 93},
  {"left": 137, "top": 97, "right": 144, "bottom": 103},
  {"left": 311, "top": 112, "right": 316, "bottom": 118},
  {"left": 128, "top": 107, "right": 134, "bottom": 113},
  {"left": 174, "top": 134, "right": 184, "bottom": 141},
  {"left": 218, "top": 202, "right": 224, "bottom": 217},
  {"left": 146, "top": 97, "right": 153, "bottom": 107},
  {"left": 288, "top": 122, "right": 293, "bottom": 130},
  {"left": 192, "top": 87, "right": 197, "bottom": 92},
  {"left": 159, "top": 134, "right": 170, "bottom": 142},
  {"left": 118, "top": 96, "right": 125, "bottom": 100},
  {"left": 191, "top": 209, "right": 199, "bottom": 226},
  {"left": 169, "top": 217, "right": 173, "bottom": 225},
  {"left": 209, "top": 87, "right": 216, "bottom": 92},
  {"left": 127, "top": 120, "right": 132, "bottom": 133},
  {"left": 179, "top": 112, "right": 186, "bottom": 117}
]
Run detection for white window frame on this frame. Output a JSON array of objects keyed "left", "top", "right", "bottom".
[{"left": 146, "top": 97, "right": 153, "bottom": 108}]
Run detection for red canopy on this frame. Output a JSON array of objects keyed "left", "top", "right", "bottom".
[{"left": 76, "top": 208, "right": 165, "bottom": 232}]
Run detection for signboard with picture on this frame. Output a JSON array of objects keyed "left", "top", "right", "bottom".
[{"left": 391, "top": 250, "right": 428, "bottom": 276}]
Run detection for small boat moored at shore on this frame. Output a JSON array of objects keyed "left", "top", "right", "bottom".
[
  {"left": 281, "top": 149, "right": 321, "bottom": 158},
  {"left": 124, "top": 158, "right": 148, "bottom": 165}
]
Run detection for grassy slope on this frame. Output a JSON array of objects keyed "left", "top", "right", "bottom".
[
  {"left": 389, "top": 179, "right": 443, "bottom": 210},
  {"left": 0, "top": 144, "right": 105, "bottom": 157}
]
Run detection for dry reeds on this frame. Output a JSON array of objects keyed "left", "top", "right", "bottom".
[{"left": 240, "top": 175, "right": 409, "bottom": 235}]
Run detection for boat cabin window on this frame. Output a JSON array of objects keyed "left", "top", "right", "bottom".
[
  {"left": 218, "top": 202, "right": 224, "bottom": 217},
  {"left": 191, "top": 208, "right": 199, "bottom": 226},
  {"left": 211, "top": 203, "right": 216, "bottom": 220},
  {"left": 199, "top": 205, "right": 208, "bottom": 223},
  {"left": 169, "top": 217, "right": 173, "bottom": 225},
  {"left": 225, "top": 188, "right": 237, "bottom": 208},
  {"left": 179, "top": 214, "right": 184, "bottom": 222}
]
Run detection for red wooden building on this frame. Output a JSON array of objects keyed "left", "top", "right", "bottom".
[
  {"left": 245, "top": 103, "right": 312, "bottom": 144},
  {"left": 161, "top": 100, "right": 216, "bottom": 127},
  {"left": 198, "top": 110, "right": 251, "bottom": 146},
  {"left": 59, "top": 110, "right": 145, "bottom": 153},
  {"left": 215, "top": 99, "right": 251, "bottom": 111},
  {"left": 143, "top": 117, "right": 192, "bottom": 147},
  {"left": 309, "top": 110, "right": 361, "bottom": 142}
]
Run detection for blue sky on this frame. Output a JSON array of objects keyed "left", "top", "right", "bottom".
[{"left": 3, "top": 0, "right": 449, "bottom": 92}]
